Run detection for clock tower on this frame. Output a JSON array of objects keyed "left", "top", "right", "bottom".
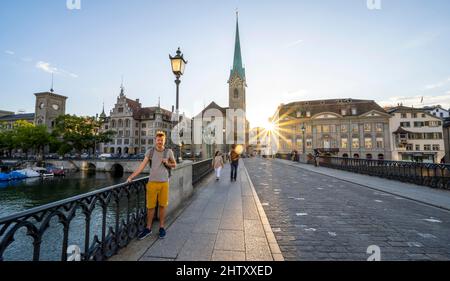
[{"left": 34, "top": 91, "right": 68, "bottom": 130}]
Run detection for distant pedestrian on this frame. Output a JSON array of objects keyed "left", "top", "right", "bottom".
[
  {"left": 212, "top": 151, "right": 224, "bottom": 181},
  {"left": 230, "top": 144, "right": 240, "bottom": 181},
  {"left": 313, "top": 149, "right": 320, "bottom": 167}
]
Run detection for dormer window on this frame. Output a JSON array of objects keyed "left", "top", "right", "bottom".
[
  {"left": 306, "top": 111, "right": 311, "bottom": 117},
  {"left": 351, "top": 108, "right": 357, "bottom": 115},
  {"left": 118, "top": 107, "right": 124, "bottom": 113},
  {"left": 341, "top": 109, "right": 347, "bottom": 116}
]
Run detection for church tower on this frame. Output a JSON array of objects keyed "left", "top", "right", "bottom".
[{"left": 228, "top": 12, "right": 247, "bottom": 112}]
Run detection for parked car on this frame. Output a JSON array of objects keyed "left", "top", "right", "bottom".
[
  {"left": 80, "top": 153, "right": 90, "bottom": 159},
  {"left": 98, "top": 153, "right": 113, "bottom": 159}
]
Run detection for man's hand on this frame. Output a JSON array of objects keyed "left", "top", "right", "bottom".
[{"left": 126, "top": 176, "right": 134, "bottom": 183}]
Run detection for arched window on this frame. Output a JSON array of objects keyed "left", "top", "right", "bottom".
[
  {"left": 366, "top": 154, "right": 373, "bottom": 160},
  {"left": 378, "top": 154, "right": 384, "bottom": 160},
  {"left": 342, "top": 153, "right": 349, "bottom": 158},
  {"left": 112, "top": 120, "right": 116, "bottom": 128},
  {"left": 353, "top": 153, "right": 360, "bottom": 159},
  {"left": 234, "top": 89, "right": 239, "bottom": 99},
  {"left": 118, "top": 119, "right": 123, "bottom": 127},
  {"left": 125, "top": 119, "right": 130, "bottom": 128}
]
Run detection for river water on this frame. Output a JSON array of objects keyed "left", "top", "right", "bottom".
[{"left": 0, "top": 171, "right": 139, "bottom": 261}]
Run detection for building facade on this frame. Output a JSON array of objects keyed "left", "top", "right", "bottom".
[
  {"left": 0, "top": 90, "right": 67, "bottom": 131},
  {"left": 423, "top": 105, "right": 450, "bottom": 119},
  {"left": 99, "top": 86, "right": 173, "bottom": 155},
  {"left": 441, "top": 117, "right": 449, "bottom": 163},
  {"left": 272, "top": 99, "right": 392, "bottom": 160},
  {"left": 388, "top": 106, "right": 445, "bottom": 163}
]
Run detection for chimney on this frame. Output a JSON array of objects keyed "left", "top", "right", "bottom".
[
  {"left": 172, "top": 105, "right": 174, "bottom": 112},
  {"left": 136, "top": 99, "right": 140, "bottom": 103}
]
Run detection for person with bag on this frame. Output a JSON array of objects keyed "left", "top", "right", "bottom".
[
  {"left": 127, "top": 131, "right": 176, "bottom": 240},
  {"left": 212, "top": 151, "right": 224, "bottom": 181},
  {"left": 230, "top": 144, "right": 240, "bottom": 182}
]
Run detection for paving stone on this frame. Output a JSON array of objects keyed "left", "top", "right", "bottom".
[
  {"left": 212, "top": 250, "right": 246, "bottom": 261},
  {"left": 215, "top": 230, "right": 245, "bottom": 251},
  {"left": 176, "top": 233, "right": 216, "bottom": 261}
]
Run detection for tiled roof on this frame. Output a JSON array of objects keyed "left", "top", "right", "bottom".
[
  {"left": 278, "top": 99, "right": 387, "bottom": 118},
  {"left": 0, "top": 113, "right": 35, "bottom": 121}
]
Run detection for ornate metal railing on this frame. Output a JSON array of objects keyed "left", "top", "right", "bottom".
[
  {"left": 317, "top": 157, "right": 450, "bottom": 190},
  {"left": 0, "top": 178, "right": 148, "bottom": 261},
  {"left": 192, "top": 158, "right": 213, "bottom": 185}
]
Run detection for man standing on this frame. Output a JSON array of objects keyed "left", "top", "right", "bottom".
[
  {"left": 230, "top": 144, "right": 240, "bottom": 181},
  {"left": 127, "top": 131, "right": 176, "bottom": 240}
]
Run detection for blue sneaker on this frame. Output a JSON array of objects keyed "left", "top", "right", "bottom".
[
  {"left": 159, "top": 227, "right": 166, "bottom": 239},
  {"left": 137, "top": 228, "right": 152, "bottom": 240}
]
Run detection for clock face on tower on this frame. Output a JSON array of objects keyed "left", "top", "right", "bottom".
[
  {"left": 52, "top": 104, "right": 59, "bottom": 110},
  {"left": 39, "top": 102, "right": 45, "bottom": 109}
]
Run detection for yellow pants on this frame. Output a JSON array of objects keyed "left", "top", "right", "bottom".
[{"left": 146, "top": 181, "right": 169, "bottom": 209}]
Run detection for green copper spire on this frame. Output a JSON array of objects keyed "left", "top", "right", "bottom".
[{"left": 230, "top": 11, "right": 246, "bottom": 81}]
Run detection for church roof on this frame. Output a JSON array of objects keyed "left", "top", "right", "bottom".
[{"left": 229, "top": 13, "right": 246, "bottom": 82}]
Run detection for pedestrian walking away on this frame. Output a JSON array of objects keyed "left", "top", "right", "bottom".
[
  {"left": 127, "top": 131, "right": 176, "bottom": 240},
  {"left": 212, "top": 151, "right": 224, "bottom": 181},
  {"left": 230, "top": 144, "right": 241, "bottom": 182}
]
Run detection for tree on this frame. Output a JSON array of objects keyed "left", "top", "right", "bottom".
[{"left": 52, "top": 115, "right": 115, "bottom": 154}]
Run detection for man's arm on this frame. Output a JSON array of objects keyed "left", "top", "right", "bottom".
[
  {"left": 164, "top": 150, "right": 177, "bottom": 169},
  {"left": 127, "top": 157, "right": 150, "bottom": 182}
]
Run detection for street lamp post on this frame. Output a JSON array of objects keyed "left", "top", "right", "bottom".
[
  {"left": 169, "top": 47, "right": 187, "bottom": 163},
  {"left": 301, "top": 124, "right": 306, "bottom": 157}
]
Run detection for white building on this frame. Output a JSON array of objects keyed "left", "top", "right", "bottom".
[
  {"left": 423, "top": 105, "right": 450, "bottom": 119},
  {"left": 388, "top": 106, "right": 445, "bottom": 163}
]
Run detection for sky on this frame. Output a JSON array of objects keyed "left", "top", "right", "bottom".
[{"left": 1, "top": 0, "right": 450, "bottom": 128}]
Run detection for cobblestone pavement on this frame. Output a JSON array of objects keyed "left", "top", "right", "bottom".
[{"left": 244, "top": 158, "right": 450, "bottom": 261}]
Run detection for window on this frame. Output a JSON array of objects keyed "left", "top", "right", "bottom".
[
  {"left": 412, "top": 113, "right": 417, "bottom": 118},
  {"left": 352, "top": 138, "right": 360, "bottom": 149},
  {"left": 401, "top": 113, "right": 407, "bottom": 118},
  {"left": 341, "top": 109, "right": 347, "bottom": 116},
  {"left": 142, "top": 123, "right": 147, "bottom": 128},
  {"left": 135, "top": 139, "right": 139, "bottom": 145},
  {"left": 118, "top": 107, "right": 124, "bottom": 113},
  {"left": 135, "top": 130, "right": 139, "bottom": 136},
  {"left": 414, "top": 122, "right": 424, "bottom": 127},
  {"left": 421, "top": 114, "right": 426, "bottom": 118},
  {"left": 125, "top": 130, "right": 130, "bottom": 137},
  {"left": 400, "top": 122, "right": 410, "bottom": 127},
  {"left": 316, "top": 126, "right": 322, "bottom": 133},
  {"left": 296, "top": 111, "right": 302, "bottom": 118},
  {"left": 142, "top": 131, "right": 146, "bottom": 137},
  {"left": 376, "top": 123, "right": 383, "bottom": 132},
  {"left": 112, "top": 120, "right": 116, "bottom": 128},
  {"left": 341, "top": 138, "right": 348, "bottom": 149},
  {"left": 306, "top": 125, "right": 312, "bottom": 133},
  {"left": 428, "top": 121, "right": 441, "bottom": 127},
  {"left": 306, "top": 111, "right": 311, "bottom": 117},
  {"left": 118, "top": 131, "right": 123, "bottom": 137},
  {"left": 351, "top": 108, "right": 357, "bottom": 115},
  {"left": 364, "top": 124, "right": 371, "bottom": 132},
  {"left": 352, "top": 124, "right": 359, "bottom": 133},
  {"left": 374, "top": 137, "right": 383, "bottom": 149},
  {"left": 406, "top": 144, "right": 413, "bottom": 151},
  {"left": 432, "top": 144, "right": 440, "bottom": 151},
  {"left": 306, "top": 139, "right": 312, "bottom": 148},
  {"left": 117, "top": 139, "right": 122, "bottom": 145},
  {"left": 341, "top": 125, "right": 348, "bottom": 133},
  {"left": 124, "top": 139, "right": 129, "bottom": 145},
  {"left": 234, "top": 89, "right": 239, "bottom": 99},
  {"left": 415, "top": 144, "right": 420, "bottom": 151},
  {"left": 424, "top": 145, "right": 431, "bottom": 151},
  {"left": 141, "top": 139, "right": 146, "bottom": 145},
  {"left": 148, "top": 139, "right": 154, "bottom": 145},
  {"left": 365, "top": 138, "right": 373, "bottom": 149},
  {"left": 118, "top": 119, "right": 123, "bottom": 127},
  {"left": 323, "top": 125, "right": 330, "bottom": 133},
  {"left": 440, "top": 113, "right": 444, "bottom": 118}
]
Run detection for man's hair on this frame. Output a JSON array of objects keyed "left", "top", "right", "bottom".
[{"left": 156, "top": 131, "right": 166, "bottom": 138}]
